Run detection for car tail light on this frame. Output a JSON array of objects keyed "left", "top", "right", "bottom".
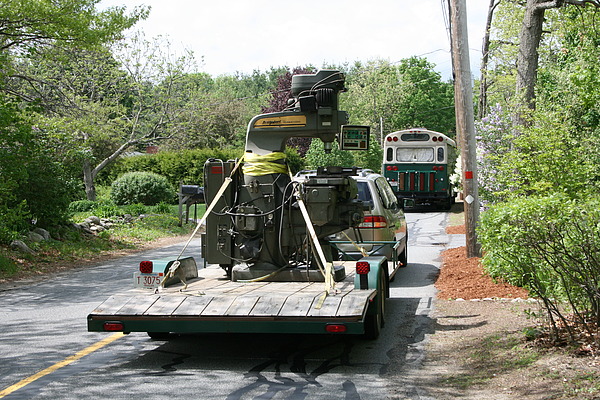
[
  {"left": 358, "top": 215, "right": 387, "bottom": 229},
  {"left": 325, "top": 324, "right": 348, "bottom": 333},
  {"left": 356, "top": 261, "right": 370, "bottom": 275},
  {"left": 139, "top": 261, "right": 153, "bottom": 273}
]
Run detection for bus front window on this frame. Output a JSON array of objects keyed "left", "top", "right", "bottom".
[{"left": 396, "top": 147, "right": 434, "bottom": 162}]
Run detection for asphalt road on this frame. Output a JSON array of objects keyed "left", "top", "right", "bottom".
[{"left": 0, "top": 209, "right": 463, "bottom": 400}]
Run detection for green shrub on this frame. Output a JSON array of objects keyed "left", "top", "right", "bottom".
[
  {"left": 94, "top": 204, "right": 121, "bottom": 218},
  {"left": 0, "top": 253, "right": 18, "bottom": 277},
  {"left": 479, "top": 194, "right": 600, "bottom": 338},
  {"left": 152, "top": 202, "right": 172, "bottom": 214},
  {"left": 122, "top": 203, "right": 147, "bottom": 216},
  {"left": 111, "top": 172, "right": 174, "bottom": 206},
  {"left": 97, "top": 148, "right": 243, "bottom": 187},
  {"left": 68, "top": 200, "right": 97, "bottom": 213},
  {"left": 305, "top": 139, "right": 354, "bottom": 169},
  {"left": 0, "top": 201, "right": 30, "bottom": 244}
]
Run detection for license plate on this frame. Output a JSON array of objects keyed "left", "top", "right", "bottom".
[
  {"left": 389, "top": 181, "right": 398, "bottom": 187},
  {"left": 133, "top": 272, "right": 164, "bottom": 289}
]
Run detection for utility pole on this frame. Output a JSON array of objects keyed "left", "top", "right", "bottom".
[{"left": 449, "top": 0, "right": 481, "bottom": 257}]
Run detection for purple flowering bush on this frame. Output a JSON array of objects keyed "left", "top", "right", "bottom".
[{"left": 475, "top": 104, "right": 514, "bottom": 206}]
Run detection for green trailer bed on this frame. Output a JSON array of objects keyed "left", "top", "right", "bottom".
[{"left": 87, "top": 259, "right": 387, "bottom": 337}]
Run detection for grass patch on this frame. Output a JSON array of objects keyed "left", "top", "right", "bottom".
[
  {"left": 567, "top": 372, "right": 600, "bottom": 398},
  {"left": 1, "top": 205, "right": 197, "bottom": 282},
  {"left": 441, "top": 332, "right": 540, "bottom": 390},
  {"left": 0, "top": 253, "right": 18, "bottom": 279},
  {"left": 447, "top": 202, "right": 464, "bottom": 226}
]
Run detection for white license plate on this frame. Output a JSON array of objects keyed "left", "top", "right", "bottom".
[
  {"left": 389, "top": 181, "right": 398, "bottom": 187},
  {"left": 133, "top": 272, "right": 164, "bottom": 289}
]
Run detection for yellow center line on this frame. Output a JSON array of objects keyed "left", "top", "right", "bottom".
[{"left": 0, "top": 333, "right": 125, "bottom": 398}]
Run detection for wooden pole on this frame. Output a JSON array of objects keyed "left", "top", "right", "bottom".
[{"left": 449, "top": 0, "right": 481, "bottom": 257}]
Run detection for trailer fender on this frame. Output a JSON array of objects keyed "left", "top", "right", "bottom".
[
  {"left": 354, "top": 256, "right": 387, "bottom": 291},
  {"left": 142, "top": 257, "right": 198, "bottom": 288}
]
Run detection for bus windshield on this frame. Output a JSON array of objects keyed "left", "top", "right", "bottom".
[{"left": 396, "top": 147, "right": 434, "bottom": 162}]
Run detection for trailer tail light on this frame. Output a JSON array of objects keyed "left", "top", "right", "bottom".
[
  {"left": 139, "top": 261, "right": 153, "bottom": 273},
  {"left": 325, "top": 324, "right": 347, "bottom": 333},
  {"left": 356, "top": 261, "right": 371, "bottom": 275},
  {"left": 358, "top": 216, "right": 387, "bottom": 229},
  {"left": 103, "top": 322, "right": 124, "bottom": 331}
]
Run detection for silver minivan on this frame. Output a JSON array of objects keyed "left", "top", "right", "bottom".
[{"left": 296, "top": 169, "right": 408, "bottom": 275}]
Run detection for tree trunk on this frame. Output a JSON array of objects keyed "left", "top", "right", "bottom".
[
  {"left": 515, "top": 0, "right": 546, "bottom": 121},
  {"left": 83, "top": 158, "right": 97, "bottom": 201},
  {"left": 478, "top": 0, "right": 500, "bottom": 119}
]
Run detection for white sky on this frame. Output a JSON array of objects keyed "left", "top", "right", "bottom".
[{"left": 99, "top": 0, "right": 488, "bottom": 80}]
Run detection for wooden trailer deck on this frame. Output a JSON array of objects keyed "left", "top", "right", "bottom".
[{"left": 87, "top": 263, "right": 378, "bottom": 335}]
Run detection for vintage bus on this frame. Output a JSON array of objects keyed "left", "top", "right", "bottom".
[{"left": 382, "top": 128, "right": 457, "bottom": 209}]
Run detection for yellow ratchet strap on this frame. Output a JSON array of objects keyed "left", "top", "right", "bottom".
[{"left": 242, "top": 152, "right": 287, "bottom": 176}]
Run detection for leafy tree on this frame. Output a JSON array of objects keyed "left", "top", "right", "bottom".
[
  {"left": 305, "top": 139, "right": 354, "bottom": 169},
  {"left": 0, "top": 97, "right": 76, "bottom": 240},
  {"left": 0, "top": 0, "right": 147, "bottom": 102},
  {"left": 25, "top": 32, "right": 199, "bottom": 201},
  {"left": 484, "top": 0, "right": 600, "bottom": 126},
  {"left": 341, "top": 58, "right": 455, "bottom": 141}
]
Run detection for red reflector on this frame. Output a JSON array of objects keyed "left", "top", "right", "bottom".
[
  {"left": 393, "top": 136, "right": 398, "bottom": 141},
  {"left": 386, "top": 165, "right": 392, "bottom": 171},
  {"left": 386, "top": 136, "right": 392, "bottom": 142},
  {"left": 433, "top": 166, "right": 438, "bottom": 171},
  {"left": 432, "top": 136, "right": 438, "bottom": 141},
  {"left": 392, "top": 166, "right": 398, "bottom": 171},
  {"left": 104, "top": 322, "right": 124, "bottom": 331},
  {"left": 326, "top": 324, "right": 347, "bottom": 333},
  {"left": 356, "top": 261, "right": 371, "bottom": 275},
  {"left": 438, "top": 166, "right": 444, "bottom": 171},
  {"left": 211, "top": 166, "right": 223, "bottom": 174},
  {"left": 139, "top": 260, "right": 153, "bottom": 273},
  {"left": 438, "top": 137, "right": 444, "bottom": 142}
]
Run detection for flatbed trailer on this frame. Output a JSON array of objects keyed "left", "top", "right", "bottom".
[{"left": 87, "top": 257, "right": 389, "bottom": 339}]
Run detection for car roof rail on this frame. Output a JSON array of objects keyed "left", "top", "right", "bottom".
[{"left": 356, "top": 168, "right": 375, "bottom": 177}]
